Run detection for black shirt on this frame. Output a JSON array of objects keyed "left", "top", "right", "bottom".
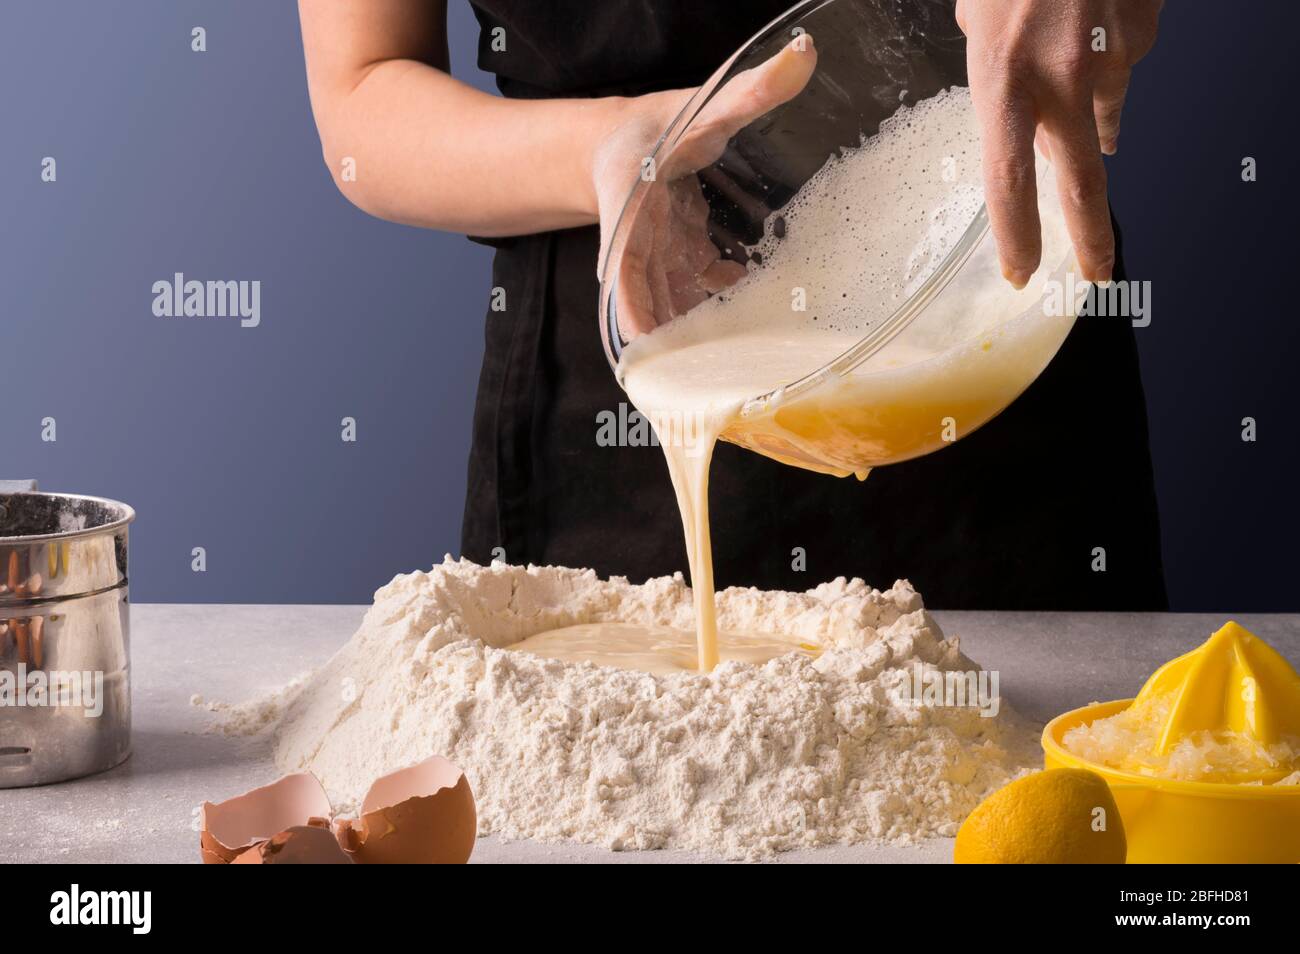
[{"left": 460, "top": 0, "right": 1168, "bottom": 610}]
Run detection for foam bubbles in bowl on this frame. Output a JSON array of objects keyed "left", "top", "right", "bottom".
[{"left": 709, "top": 85, "right": 984, "bottom": 338}]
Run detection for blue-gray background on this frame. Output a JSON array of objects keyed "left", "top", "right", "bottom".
[{"left": 2, "top": 1, "right": 1295, "bottom": 610}]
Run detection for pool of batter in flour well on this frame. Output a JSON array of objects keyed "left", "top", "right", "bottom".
[{"left": 270, "top": 559, "right": 1039, "bottom": 859}]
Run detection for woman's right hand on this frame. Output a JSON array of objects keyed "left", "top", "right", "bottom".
[{"left": 593, "top": 38, "right": 818, "bottom": 338}]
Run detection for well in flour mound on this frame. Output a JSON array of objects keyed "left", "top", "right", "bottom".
[{"left": 271, "top": 558, "right": 1037, "bottom": 858}]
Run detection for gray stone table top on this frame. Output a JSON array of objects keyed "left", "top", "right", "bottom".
[{"left": 2, "top": 604, "right": 1296, "bottom": 864}]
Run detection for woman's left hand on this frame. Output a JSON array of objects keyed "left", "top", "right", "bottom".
[{"left": 593, "top": 38, "right": 819, "bottom": 338}]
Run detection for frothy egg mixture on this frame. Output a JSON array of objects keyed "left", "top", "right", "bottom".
[{"left": 529, "top": 85, "right": 1075, "bottom": 673}]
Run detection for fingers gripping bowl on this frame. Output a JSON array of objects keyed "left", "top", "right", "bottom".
[{"left": 598, "top": 0, "right": 1081, "bottom": 478}]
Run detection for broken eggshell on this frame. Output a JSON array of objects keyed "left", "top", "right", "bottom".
[
  {"left": 200, "top": 773, "right": 334, "bottom": 864},
  {"left": 231, "top": 824, "right": 355, "bottom": 865},
  {"left": 334, "top": 756, "right": 476, "bottom": 864}
]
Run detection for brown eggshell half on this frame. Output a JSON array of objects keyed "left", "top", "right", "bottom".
[
  {"left": 200, "top": 773, "right": 334, "bottom": 864},
  {"left": 231, "top": 826, "right": 355, "bottom": 864},
  {"left": 199, "top": 832, "right": 235, "bottom": 865},
  {"left": 336, "top": 756, "right": 476, "bottom": 864}
]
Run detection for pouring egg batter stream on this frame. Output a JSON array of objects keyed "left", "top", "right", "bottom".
[{"left": 609, "top": 85, "right": 1077, "bottom": 672}]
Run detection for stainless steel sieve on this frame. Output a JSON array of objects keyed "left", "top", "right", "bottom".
[{"left": 0, "top": 482, "right": 134, "bottom": 787}]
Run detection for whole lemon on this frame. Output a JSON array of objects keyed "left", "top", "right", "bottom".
[{"left": 954, "top": 768, "right": 1126, "bottom": 864}]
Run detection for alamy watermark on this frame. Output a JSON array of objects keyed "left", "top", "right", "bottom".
[
  {"left": 1042, "top": 272, "right": 1151, "bottom": 327},
  {"left": 0, "top": 665, "right": 104, "bottom": 717},
  {"left": 892, "top": 664, "right": 1001, "bottom": 718},
  {"left": 50, "top": 885, "right": 151, "bottom": 934},
  {"left": 595, "top": 402, "right": 709, "bottom": 457},
  {"left": 151, "top": 272, "right": 260, "bottom": 328}
]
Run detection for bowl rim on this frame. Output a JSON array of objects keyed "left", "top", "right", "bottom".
[
  {"left": 0, "top": 491, "right": 136, "bottom": 545},
  {"left": 1042, "top": 698, "right": 1300, "bottom": 800}
]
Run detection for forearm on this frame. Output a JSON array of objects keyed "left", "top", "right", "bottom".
[{"left": 309, "top": 57, "right": 634, "bottom": 236}]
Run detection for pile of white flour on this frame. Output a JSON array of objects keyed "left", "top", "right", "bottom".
[{"left": 264, "top": 558, "right": 1036, "bottom": 859}]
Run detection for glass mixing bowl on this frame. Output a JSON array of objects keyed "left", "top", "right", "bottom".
[{"left": 598, "top": 0, "right": 1078, "bottom": 477}]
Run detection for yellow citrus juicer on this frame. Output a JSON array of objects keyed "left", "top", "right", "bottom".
[
  {"left": 1132, "top": 620, "right": 1300, "bottom": 782},
  {"left": 1043, "top": 621, "right": 1300, "bottom": 863}
]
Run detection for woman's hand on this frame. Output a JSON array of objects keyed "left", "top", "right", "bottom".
[
  {"left": 956, "top": 0, "right": 1163, "bottom": 286},
  {"left": 592, "top": 39, "right": 818, "bottom": 337}
]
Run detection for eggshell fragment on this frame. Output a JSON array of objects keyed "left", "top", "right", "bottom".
[
  {"left": 334, "top": 756, "right": 476, "bottom": 864},
  {"left": 231, "top": 825, "right": 355, "bottom": 865},
  {"left": 200, "top": 773, "right": 333, "bottom": 864}
]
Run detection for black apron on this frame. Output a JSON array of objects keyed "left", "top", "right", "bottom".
[{"left": 460, "top": 0, "right": 1168, "bottom": 611}]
